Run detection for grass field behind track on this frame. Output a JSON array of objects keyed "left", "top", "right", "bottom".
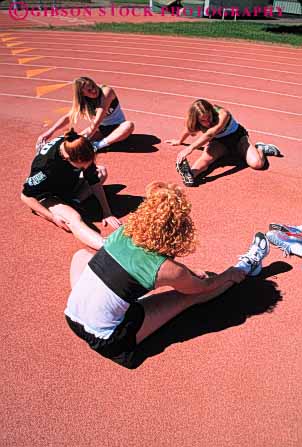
[{"left": 48, "top": 22, "right": 302, "bottom": 46}]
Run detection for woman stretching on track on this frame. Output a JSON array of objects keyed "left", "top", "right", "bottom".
[
  {"left": 21, "top": 129, "right": 121, "bottom": 250},
  {"left": 65, "top": 181, "right": 269, "bottom": 368},
  {"left": 37, "top": 76, "right": 134, "bottom": 153},
  {"left": 166, "top": 99, "right": 281, "bottom": 187}
]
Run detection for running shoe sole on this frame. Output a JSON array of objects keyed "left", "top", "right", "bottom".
[
  {"left": 249, "top": 232, "right": 270, "bottom": 276},
  {"left": 176, "top": 160, "right": 195, "bottom": 187},
  {"left": 269, "top": 223, "right": 302, "bottom": 234}
]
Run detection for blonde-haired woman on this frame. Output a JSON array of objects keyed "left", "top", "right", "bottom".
[
  {"left": 166, "top": 99, "right": 281, "bottom": 187},
  {"left": 65, "top": 181, "right": 269, "bottom": 368},
  {"left": 37, "top": 77, "right": 134, "bottom": 152}
]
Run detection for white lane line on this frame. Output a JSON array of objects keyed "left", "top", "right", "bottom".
[
  {"left": 2, "top": 38, "right": 301, "bottom": 71},
  {"left": 3, "top": 37, "right": 301, "bottom": 65},
  {"left": 12, "top": 43, "right": 302, "bottom": 69},
  {"left": 0, "top": 92, "right": 301, "bottom": 142},
  {"left": 1, "top": 61, "right": 301, "bottom": 90},
  {"left": 10, "top": 30, "right": 302, "bottom": 54},
  {"left": 1, "top": 60, "right": 302, "bottom": 96},
  {"left": 0, "top": 51, "right": 300, "bottom": 77},
  {"left": 0, "top": 74, "right": 300, "bottom": 115},
  {"left": 1, "top": 74, "right": 300, "bottom": 100}
]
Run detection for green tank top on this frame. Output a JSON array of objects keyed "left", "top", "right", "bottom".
[{"left": 104, "top": 226, "right": 167, "bottom": 290}]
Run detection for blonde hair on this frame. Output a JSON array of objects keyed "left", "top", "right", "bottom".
[
  {"left": 123, "top": 182, "right": 196, "bottom": 257},
  {"left": 186, "top": 99, "right": 219, "bottom": 133},
  {"left": 70, "top": 77, "right": 100, "bottom": 124}
]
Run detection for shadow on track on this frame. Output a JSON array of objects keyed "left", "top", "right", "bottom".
[
  {"left": 129, "top": 261, "right": 291, "bottom": 369},
  {"left": 193, "top": 150, "right": 284, "bottom": 186},
  {"left": 194, "top": 157, "right": 248, "bottom": 186},
  {"left": 104, "top": 134, "right": 160, "bottom": 153},
  {"left": 81, "top": 183, "right": 143, "bottom": 223}
]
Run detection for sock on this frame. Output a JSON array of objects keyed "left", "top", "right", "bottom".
[
  {"left": 94, "top": 138, "right": 109, "bottom": 150},
  {"left": 235, "top": 259, "right": 252, "bottom": 274}
]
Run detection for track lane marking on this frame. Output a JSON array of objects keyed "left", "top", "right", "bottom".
[
  {"left": 7, "top": 44, "right": 301, "bottom": 69},
  {"left": 0, "top": 75, "right": 301, "bottom": 114},
  {"left": 26, "top": 67, "right": 54, "bottom": 78},
  {"left": 1, "top": 61, "right": 301, "bottom": 87},
  {"left": 18, "top": 56, "right": 44, "bottom": 64},
  {"left": 0, "top": 92, "right": 301, "bottom": 142},
  {"left": 10, "top": 30, "right": 302, "bottom": 54},
  {"left": 0, "top": 73, "right": 300, "bottom": 100},
  {"left": 3, "top": 38, "right": 301, "bottom": 66},
  {"left": 36, "top": 83, "right": 69, "bottom": 97},
  {"left": 1, "top": 39, "right": 302, "bottom": 71},
  {"left": 1, "top": 67, "right": 301, "bottom": 117},
  {"left": 11, "top": 48, "right": 35, "bottom": 55}
]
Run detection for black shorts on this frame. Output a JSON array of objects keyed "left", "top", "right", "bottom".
[
  {"left": 214, "top": 124, "right": 249, "bottom": 154},
  {"left": 65, "top": 303, "right": 145, "bottom": 369},
  {"left": 99, "top": 123, "right": 121, "bottom": 138},
  {"left": 38, "top": 193, "right": 85, "bottom": 214}
]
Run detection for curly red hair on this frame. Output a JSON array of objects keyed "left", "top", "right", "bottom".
[{"left": 123, "top": 182, "right": 196, "bottom": 257}]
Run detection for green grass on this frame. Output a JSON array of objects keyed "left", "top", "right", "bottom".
[{"left": 47, "top": 22, "right": 302, "bottom": 46}]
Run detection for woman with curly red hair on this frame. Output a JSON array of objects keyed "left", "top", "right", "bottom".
[{"left": 65, "top": 182, "right": 269, "bottom": 368}]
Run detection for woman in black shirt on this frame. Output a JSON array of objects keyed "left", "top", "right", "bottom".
[{"left": 21, "top": 129, "right": 121, "bottom": 250}]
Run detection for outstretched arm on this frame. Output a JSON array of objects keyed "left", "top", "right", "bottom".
[
  {"left": 90, "top": 183, "right": 122, "bottom": 230},
  {"left": 165, "top": 128, "right": 191, "bottom": 146},
  {"left": 81, "top": 87, "right": 116, "bottom": 140},
  {"left": 176, "top": 108, "right": 230, "bottom": 163},
  {"left": 84, "top": 164, "right": 121, "bottom": 229},
  {"left": 37, "top": 113, "right": 71, "bottom": 145},
  {"left": 156, "top": 259, "right": 246, "bottom": 303}
]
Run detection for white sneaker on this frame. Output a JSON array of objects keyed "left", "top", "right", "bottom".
[
  {"left": 255, "top": 142, "right": 281, "bottom": 157},
  {"left": 236, "top": 232, "right": 270, "bottom": 276}
]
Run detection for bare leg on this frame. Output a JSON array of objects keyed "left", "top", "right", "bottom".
[
  {"left": 136, "top": 281, "right": 233, "bottom": 343},
  {"left": 237, "top": 136, "right": 265, "bottom": 170},
  {"left": 70, "top": 248, "right": 94, "bottom": 287},
  {"left": 69, "top": 246, "right": 235, "bottom": 344},
  {"left": 49, "top": 203, "right": 104, "bottom": 250},
  {"left": 190, "top": 140, "right": 227, "bottom": 178},
  {"left": 104, "top": 121, "right": 134, "bottom": 145}
]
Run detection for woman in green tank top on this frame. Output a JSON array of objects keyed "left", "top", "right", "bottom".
[{"left": 67, "top": 181, "right": 268, "bottom": 368}]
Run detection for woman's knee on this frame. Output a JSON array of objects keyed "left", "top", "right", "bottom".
[
  {"left": 71, "top": 248, "right": 93, "bottom": 267},
  {"left": 191, "top": 155, "right": 213, "bottom": 173},
  {"left": 70, "top": 249, "right": 94, "bottom": 287},
  {"left": 124, "top": 121, "right": 134, "bottom": 134},
  {"left": 245, "top": 145, "right": 265, "bottom": 170},
  {"left": 248, "top": 157, "right": 265, "bottom": 170},
  {"left": 51, "top": 203, "right": 82, "bottom": 226}
]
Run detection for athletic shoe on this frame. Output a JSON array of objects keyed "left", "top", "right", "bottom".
[
  {"left": 266, "top": 230, "right": 302, "bottom": 257},
  {"left": 255, "top": 142, "right": 281, "bottom": 157},
  {"left": 268, "top": 223, "right": 302, "bottom": 235},
  {"left": 235, "top": 232, "right": 270, "bottom": 276},
  {"left": 176, "top": 159, "right": 195, "bottom": 187}
]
